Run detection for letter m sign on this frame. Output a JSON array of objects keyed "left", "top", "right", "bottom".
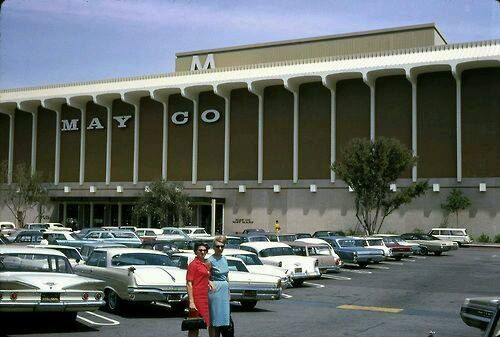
[{"left": 190, "top": 54, "right": 215, "bottom": 71}]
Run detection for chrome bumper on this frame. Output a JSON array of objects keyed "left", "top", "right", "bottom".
[
  {"left": 0, "top": 300, "right": 105, "bottom": 312},
  {"left": 127, "top": 287, "right": 188, "bottom": 303}
]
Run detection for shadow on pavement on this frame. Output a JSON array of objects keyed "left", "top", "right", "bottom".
[{"left": 0, "top": 313, "right": 98, "bottom": 335}]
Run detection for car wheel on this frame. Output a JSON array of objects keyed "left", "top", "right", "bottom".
[
  {"left": 240, "top": 301, "right": 257, "bottom": 310},
  {"left": 395, "top": 256, "right": 402, "bottom": 261},
  {"left": 292, "top": 279, "right": 304, "bottom": 287},
  {"left": 358, "top": 262, "right": 368, "bottom": 268},
  {"left": 106, "top": 289, "right": 122, "bottom": 313},
  {"left": 434, "top": 251, "right": 442, "bottom": 256},
  {"left": 419, "top": 247, "right": 428, "bottom": 256}
]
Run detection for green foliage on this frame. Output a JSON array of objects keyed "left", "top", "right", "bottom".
[
  {"left": 332, "top": 137, "right": 429, "bottom": 235},
  {"left": 477, "top": 233, "right": 491, "bottom": 243},
  {"left": 0, "top": 162, "right": 48, "bottom": 226},
  {"left": 494, "top": 234, "right": 500, "bottom": 244},
  {"left": 441, "top": 188, "right": 471, "bottom": 227},
  {"left": 133, "top": 180, "right": 191, "bottom": 227}
]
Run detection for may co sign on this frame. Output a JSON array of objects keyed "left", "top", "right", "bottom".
[
  {"left": 171, "top": 109, "right": 220, "bottom": 125},
  {"left": 61, "top": 115, "right": 132, "bottom": 131}
]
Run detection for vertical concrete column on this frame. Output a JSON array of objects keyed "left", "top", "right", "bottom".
[
  {"left": 211, "top": 198, "right": 216, "bottom": 236},
  {"left": 248, "top": 83, "right": 264, "bottom": 184},
  {"left": 406, "top": 71, "right": 418, "bottom": 182},
  {"left": 452, "top": 67, "right": 462, "bottom": 183},
  {"left": 19, "top": 101, "right": 41, "bottom": 175},
  {"left": 323, "top": 77, "right": 337, "bottom": 183},
  {"left": 42, "top": 98, "right": 66, "bottom": 185},
  {"left": 284, "top": 79, "right": 300, "bottom": 184},
  {"left": 181, "top": 88, "right": 200, "bottom": 184},
  {"left": 89, "top": 202, "right": 94, "bottom": 228},
  {"left": 68, "top": 96, "right": 93, "bottom": 185},
  {"left": 63, "top": 202, "right": 67, "bottom": 225},
  {"left": 0, "top": 103, "right": 17, "bottom": 184},
  {"left": 94, "top": 94, "right": 119, "bottom": 185},
  {"left": 214, "top": 85, "right": 231, "bottom": 184},
  {"left": 363, "top": 74, "right": 376, "bottom": 141},
  {"left": 147, "top": 215, "right": 152, "bottom": 228},
  {"left": 122, "top": 91, "right": 149, "bottom": 185},
  {"left": 118, "top": 202, "right": 122, "bottom": 226}
]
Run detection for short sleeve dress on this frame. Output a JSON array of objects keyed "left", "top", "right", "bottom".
[
  {"left": 186, "top": 257, "right": 211, "bottom": 325},
  {"left": 207, "top": 255, "right": 230, "bottom": 327}
]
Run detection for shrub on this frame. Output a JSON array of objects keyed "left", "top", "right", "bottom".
[
  {"left": 494, "top": 234, "right": 500, "bottom": 244},
  {"left": 477, "top": 233, "right": 491, "bottom": 243},
  {"left": 412, "top": 228, "right": 424, "bottom": 234}
]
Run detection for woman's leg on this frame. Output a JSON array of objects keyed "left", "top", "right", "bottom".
[
  {"left": 209, "top": 326, "right": 220, "bottom": 337},
  {"left": 188, "top": 329, "right": 199, "bottom": 337}
]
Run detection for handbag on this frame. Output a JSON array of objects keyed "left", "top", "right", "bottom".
[
  {"left": 220, "top": 316, "right": 234, "bottom": 337},
  {"left": 181, "top": 309, "right": 207, "bottom": 331}
]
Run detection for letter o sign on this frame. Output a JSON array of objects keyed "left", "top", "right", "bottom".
[
  {"left": 201, "top": 109, "right": 220, "bottom": 123},
  {"left": 171, "top": 111, "right": 188, "bottom": 125}
]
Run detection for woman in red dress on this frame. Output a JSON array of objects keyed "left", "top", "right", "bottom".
[{"left": 186, "top": 242, "right": 211, "bottom": 337}]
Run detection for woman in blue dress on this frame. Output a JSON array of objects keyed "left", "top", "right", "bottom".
[{"left": 208, "top": 236, "right": 231, "bottom": 337}]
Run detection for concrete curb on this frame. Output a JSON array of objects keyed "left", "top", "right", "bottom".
[{"left": 464, "top": 244, "right": 500, "bottom": 249}]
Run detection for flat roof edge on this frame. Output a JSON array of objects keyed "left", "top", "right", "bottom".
[{"left": 175, "top": 23, "right": 443, "bottom": 57}]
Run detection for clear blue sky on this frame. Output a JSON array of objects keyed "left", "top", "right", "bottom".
[{"left": 0, "top": 0, "right": 498, "bottom": 89}]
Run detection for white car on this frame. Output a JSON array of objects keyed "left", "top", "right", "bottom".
[
  {"left": 429, "top": 228, "right": 473, "bottom": 246},
  {"left": 0, "top": 222, "right": 16, "bottom": 236},
  {"left": 0, "top": 246, "right": 104, "bottom": 320},
  {"left": 25, "top": 223, "right": 72, "bottom": 232},
  {"left": 172, "top": 252, "right": 282, "bottom": 310},
  {"left": 159, "top": 227, "right": 191, "bottom": 240},
  {"left": 355, "top": 237, "right": 392, "bottom": 259},
  {"left": 179, "top": 227, "right": 211, "bottom": 238},
  {"left": 295, "top": 237, "right": 343, "bottom": 262},
  {"left": 74, "top": 248, "right": 188, "bottom": 313},
  {"left": 240, "top": 242, "right": 321, "bottom": 287},
  {"left": 222, "top": 248, "right": 292, "bottom": 287},
  {"left": 30, "top": 245, "right": 85, "bottom": 267}
]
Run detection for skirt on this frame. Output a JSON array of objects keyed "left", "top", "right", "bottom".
[{"left": 208, "top": 280, "right": 230, "bottom": 327}]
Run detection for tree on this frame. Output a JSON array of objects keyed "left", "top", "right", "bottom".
[
  {"left": 0, "top": 162, "right": 49, "bottom": 227},
  {"left": 441, "top": 188, "right": 471, "bottom": 227},
  {"left": 133, "top": 180, "right": 192, "bottom": 227},
  {"left": 332, "top": 137, "right": 429, "bottom": 235}
]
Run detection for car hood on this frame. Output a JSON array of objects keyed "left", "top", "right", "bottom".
[
  {"left": 1, "top": 272, "right": 104, "bottom": 290},
  {"left": 115, "top": 266, "right": 186, "bottom": 286},
  {"left": 229, "top": 270, "right": 280, "bottom": 285},
  {"left": 246, "top": 265, "right": 289, "bottom": 278}
]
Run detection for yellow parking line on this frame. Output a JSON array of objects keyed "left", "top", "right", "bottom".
[{"left": 337, "top": 304, "right": 403, "bottom": 313}]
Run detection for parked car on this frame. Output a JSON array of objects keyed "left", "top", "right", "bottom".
[
  {"left": 222, "top": 248, "right": 292, "bottom": 286},
  {"left": 375, "top": 234, "right": 423, "bottom": 255},
  {"left": 237, "top": 234, "right": 270, "bottom": 243},
  {"left": 225, "top": 235, "right": 243, "bottom": 249},
  {"left": 400, "top": 233, "right": 454, "bottom": 255},
  {"left": 295, "top": 233, "right": 312, "bottom": 239},
  {"left": 375, "top": 237, "right": 412, "bottom": 259},
  {"left": 159, "top": 227, "right": 191, "bottom": 240},
  {"left": 42, "top": 230, "right": 79, "bottom": 244},
  {"left": 313, "top": 230, "right": 345, "bottom": 238},
  {"left": 172, "top": 253, "right": 282, "bottom": 310},
  {"left": 11, "top": 230, "right": 44, "bottom": 245},
  {"left": 240, "top": 241, "right": 321, "bottom": 287},
  {"left": 58, "top": 230, "right": 142, "bottom": 248},
  {"left": 29, "top": 244, "right": 84, "bottom": 267},
  {"left": 0, "top": 222, "right": 16, "bottom": 236},
  {"left": 0, "top": 246, "right": 105, "bottom": 320},
  {"left": 483, "top": 302, "right": 500, "bottom": 337},
  {"left": 429, "top": 228, "right": 473, "bottom": 246},
  {"left": 25, "top": 223, "right": 72, "bottom": 232},
  {"left": 241, "top": 228, "right": 266, "bottom": 235},
  {"left": 0, "top": 234, "right": 9, "bottom": 245},
  {"left": 142, "top": 240, "right": 181, "bottom": 255},
  {"left": 287, "top": 240, "right": 342, "bottom": 273},
  {"left": 461, "top": 297, "right": 500, "bottom": 331},
  {"left": 354, "top": 237, "right": 392, "bottom": 259},
  {"left": 74, "top": 247, "right": 188, "bottom": 313},
  {"left": 80, "top": 242, "right": 127, "bottom": 261},
  {"left": 320, "top": 236, "right": 385, "bottom": 268},
  {"left": 277, "top": 234, "right": 298, "bottom": 242},
  {"left": 135, "top": 228, "right": 163, "bottom": 244},
  {"left": 179, "top": 226, "right": 211, "bottom": 238}
]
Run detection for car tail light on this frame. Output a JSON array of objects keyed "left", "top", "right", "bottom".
[
  {"left": 335, "top": 258, "right": 340, "bottom": 265},
  {"left": 95, "top": 293, "right": 102, "bottom": 300},
  {"left": 10, "top": 292, "right": 17, "bottom": 301},
  {"left": 82, "top": 293, "right": 89, "bottom": 301},
  {"left": 278, "top": 262, "right": 282, "bottom": 267}
]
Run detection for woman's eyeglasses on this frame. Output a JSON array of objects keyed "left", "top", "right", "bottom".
[
  {"left": 215, "top": 245, "right": 225, "bottom": 249},
  {"left": 197, "top": 249, "right": 207, "bottom": 252}
]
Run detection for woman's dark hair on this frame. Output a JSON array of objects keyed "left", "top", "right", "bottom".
[{"left": 193, "top": 241, "right": 209, "bottom": 253}]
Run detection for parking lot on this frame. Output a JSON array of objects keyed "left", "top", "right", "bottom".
[{"left": 1, "top": 247, "right": 498, "bottom": 337}]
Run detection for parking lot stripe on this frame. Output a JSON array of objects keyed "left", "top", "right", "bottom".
[
  {"left": 322, "top": 275, "right": 352, "bottom": 281},
  {"left": 303, "top": 282, "right": 325, "bottom": 288},
  {"left": 281, "top": 293, "right": 293, "bottom": 298},
  {"left": 413, "top": 256, "right": 427, "bottom": 259},
  {"left": 77, "top": 311, "right": 120, "bottom": 326},
  {"left": 337, "top": 304, "right": 403, "bottom": 314},
  {"left": 385, "top": 262, "right": 403, "bottom": 265},
  {"left": 342, "top": 269, "right": 373, "bottom": 274},
  {"left": 368, "top": 265, "right": 390, "bottom": 269}
]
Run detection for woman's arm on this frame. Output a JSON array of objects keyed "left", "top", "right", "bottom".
[{"left": 187, "top": 280, "right": 197, "bottom": 310}]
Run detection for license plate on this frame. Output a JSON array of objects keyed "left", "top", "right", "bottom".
[
  {"left": 243, "top": 290, "right": 257, "bottom": 298},
  {"left": 41, "top": 293, "right": 60, "bottom": 303},
  {"left": 294, "top": 268, "right": 302, "bottom": 273}
]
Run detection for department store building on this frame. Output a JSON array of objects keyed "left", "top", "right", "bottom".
[{"left": 0, "top": 23, "right": 499, "bottom": 236}]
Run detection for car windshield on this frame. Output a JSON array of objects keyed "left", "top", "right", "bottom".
[
  {"left": 53, "top": 248, "right": 81, "bottom": 261},
  {"left": 232, "top": 253, "right": 263, "bottom": 265},
  {"left": 259, "top": 247, "right": 294, "bottom": 257},
  {"left": 181, "top": 229, "right": 191, "bottom": 234},
  {"left": 418, "top": 234, "right": 437, "bottom": 240},
  {"left": 0, "top": 253, "right": 72, "bottom": 273},
  {"left": 338, "top": 239, "right": 364, "bottom": 247},
  {"left": 111, "top": 232, "right": 138, "bottom": 239},
  {"left": 366, "top": 239, "right": 384, "bottom": 246},
  {"left": 279, "top": 235, "right": 297, "bottom": 241},
  {"left": 227, "top": 259, "right": 249, "bottom": 272},
  {"left": 249, "top": 236, "right": 268, "bottom": 242},
  {"left": 111, "top": 253, "right": 175, "bottom": 266}
]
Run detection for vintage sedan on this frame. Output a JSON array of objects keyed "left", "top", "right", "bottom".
[
  {"left": 178, "top": 226, "right": 211, "bottom": 238},
  {"left": 321, "top": 236, "right": 385, "bottom": 268},
  {"left": 74, "top": 248, "right": 188, "bottom": 313},
  {"left": 376, "top": 237, "right": 412, "bottom": 259},
  {"left": 400, "top": 233, "right": 453, "bottom": 255},
  {"left": 287, "top": 240, "right": 342, "bottom": 273},
  {"left": 28, "top": 245, "right": 85, "bottom": 267},
  {"left": 0, "top": 222, "right": 16, "bottom": 236},
  {"left": 58, "top": 230, "right": 142, "bottom": 249},
  {"left": 240, "top": 242, "right": 320, "bottom": 286},
  {"left": 0, "top": 246, "right": 105, "bottom": 320},
  {"left": 461, "top": 296, "right": 500, "bottom": 331},
  {"left": 356, "top": 236, "right": 411, "bottom": 260},
  {"left": 172, "top": 253, "right": 282, "bottom": 310}
]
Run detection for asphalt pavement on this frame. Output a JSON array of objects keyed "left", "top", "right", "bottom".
[{"left": 1, "top": 247, "right": 499, "bottom": 337}]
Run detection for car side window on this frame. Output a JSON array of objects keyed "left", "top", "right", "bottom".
[
  {"left": 430, "top": 230, "right": 439, "bottom": 235},
  {"left": 451, "top": 230, "right": 464, "bottom": 236},
  {"left": 101, "top": 232, "right": 113, "bottom": 239},
  {"left": 292, "top": 247, "right": 307, "bottom": 256},
  {"left": 441, "top": 230, "right": 451, "bottom": 235},
  {"left": 87, "top": 251, "right": 107, "bottom": 267},
  {"left": 87, "top": 232, "right": 100, "bottom": 239},
  {"left": 240, "top": 246, "right": 257, "bottom": 254}
]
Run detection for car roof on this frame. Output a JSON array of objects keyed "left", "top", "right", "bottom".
[
  {"left": 241, "top": 242, "right": 291, "bottom": 250},
  {"left": 222, "top": 248, "right": 257, "bottom": 255},
  {"left": 296, "top": 238, "right": 329, "bottom": 245},
  {"left": 287, "top": 240, "right": 328, "bottom": 247},
  {"left": 28, "top": 244, "right": 78, "bottom": 250},
  {"left": 81, "top": 242, "right": 127, "bottom": 248},
  {"left": 94, "top": 247, "right": 169, "bottom": 255},
  {"left": 0, "top": 246, "right": 66, "bottom": 257}
]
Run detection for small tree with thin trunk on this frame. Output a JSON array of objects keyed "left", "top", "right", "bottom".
[
  {"left": 441, "top": 188, "right": 471, "bottom": 227},
  {"left": 332, "top": 137, "right": 429, "bottom": 235},
  {"left": 0, "top": 162, "right": 48, "bottom": 227},
  {"left": 133, "top": 180, "right": 191, "bottom": 227}
]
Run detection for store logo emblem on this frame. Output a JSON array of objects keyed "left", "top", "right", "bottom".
[{"left": 190, "top": 54, "right": 215, "bottom": 71}]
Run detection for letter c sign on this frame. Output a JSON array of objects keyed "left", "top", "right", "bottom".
[{"left": 171, "top": 111, "right": 188, "bottom": 125}]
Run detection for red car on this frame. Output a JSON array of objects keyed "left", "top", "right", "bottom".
[{"left": 380, "top": 237, "right": 412, "bottom": 259}]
